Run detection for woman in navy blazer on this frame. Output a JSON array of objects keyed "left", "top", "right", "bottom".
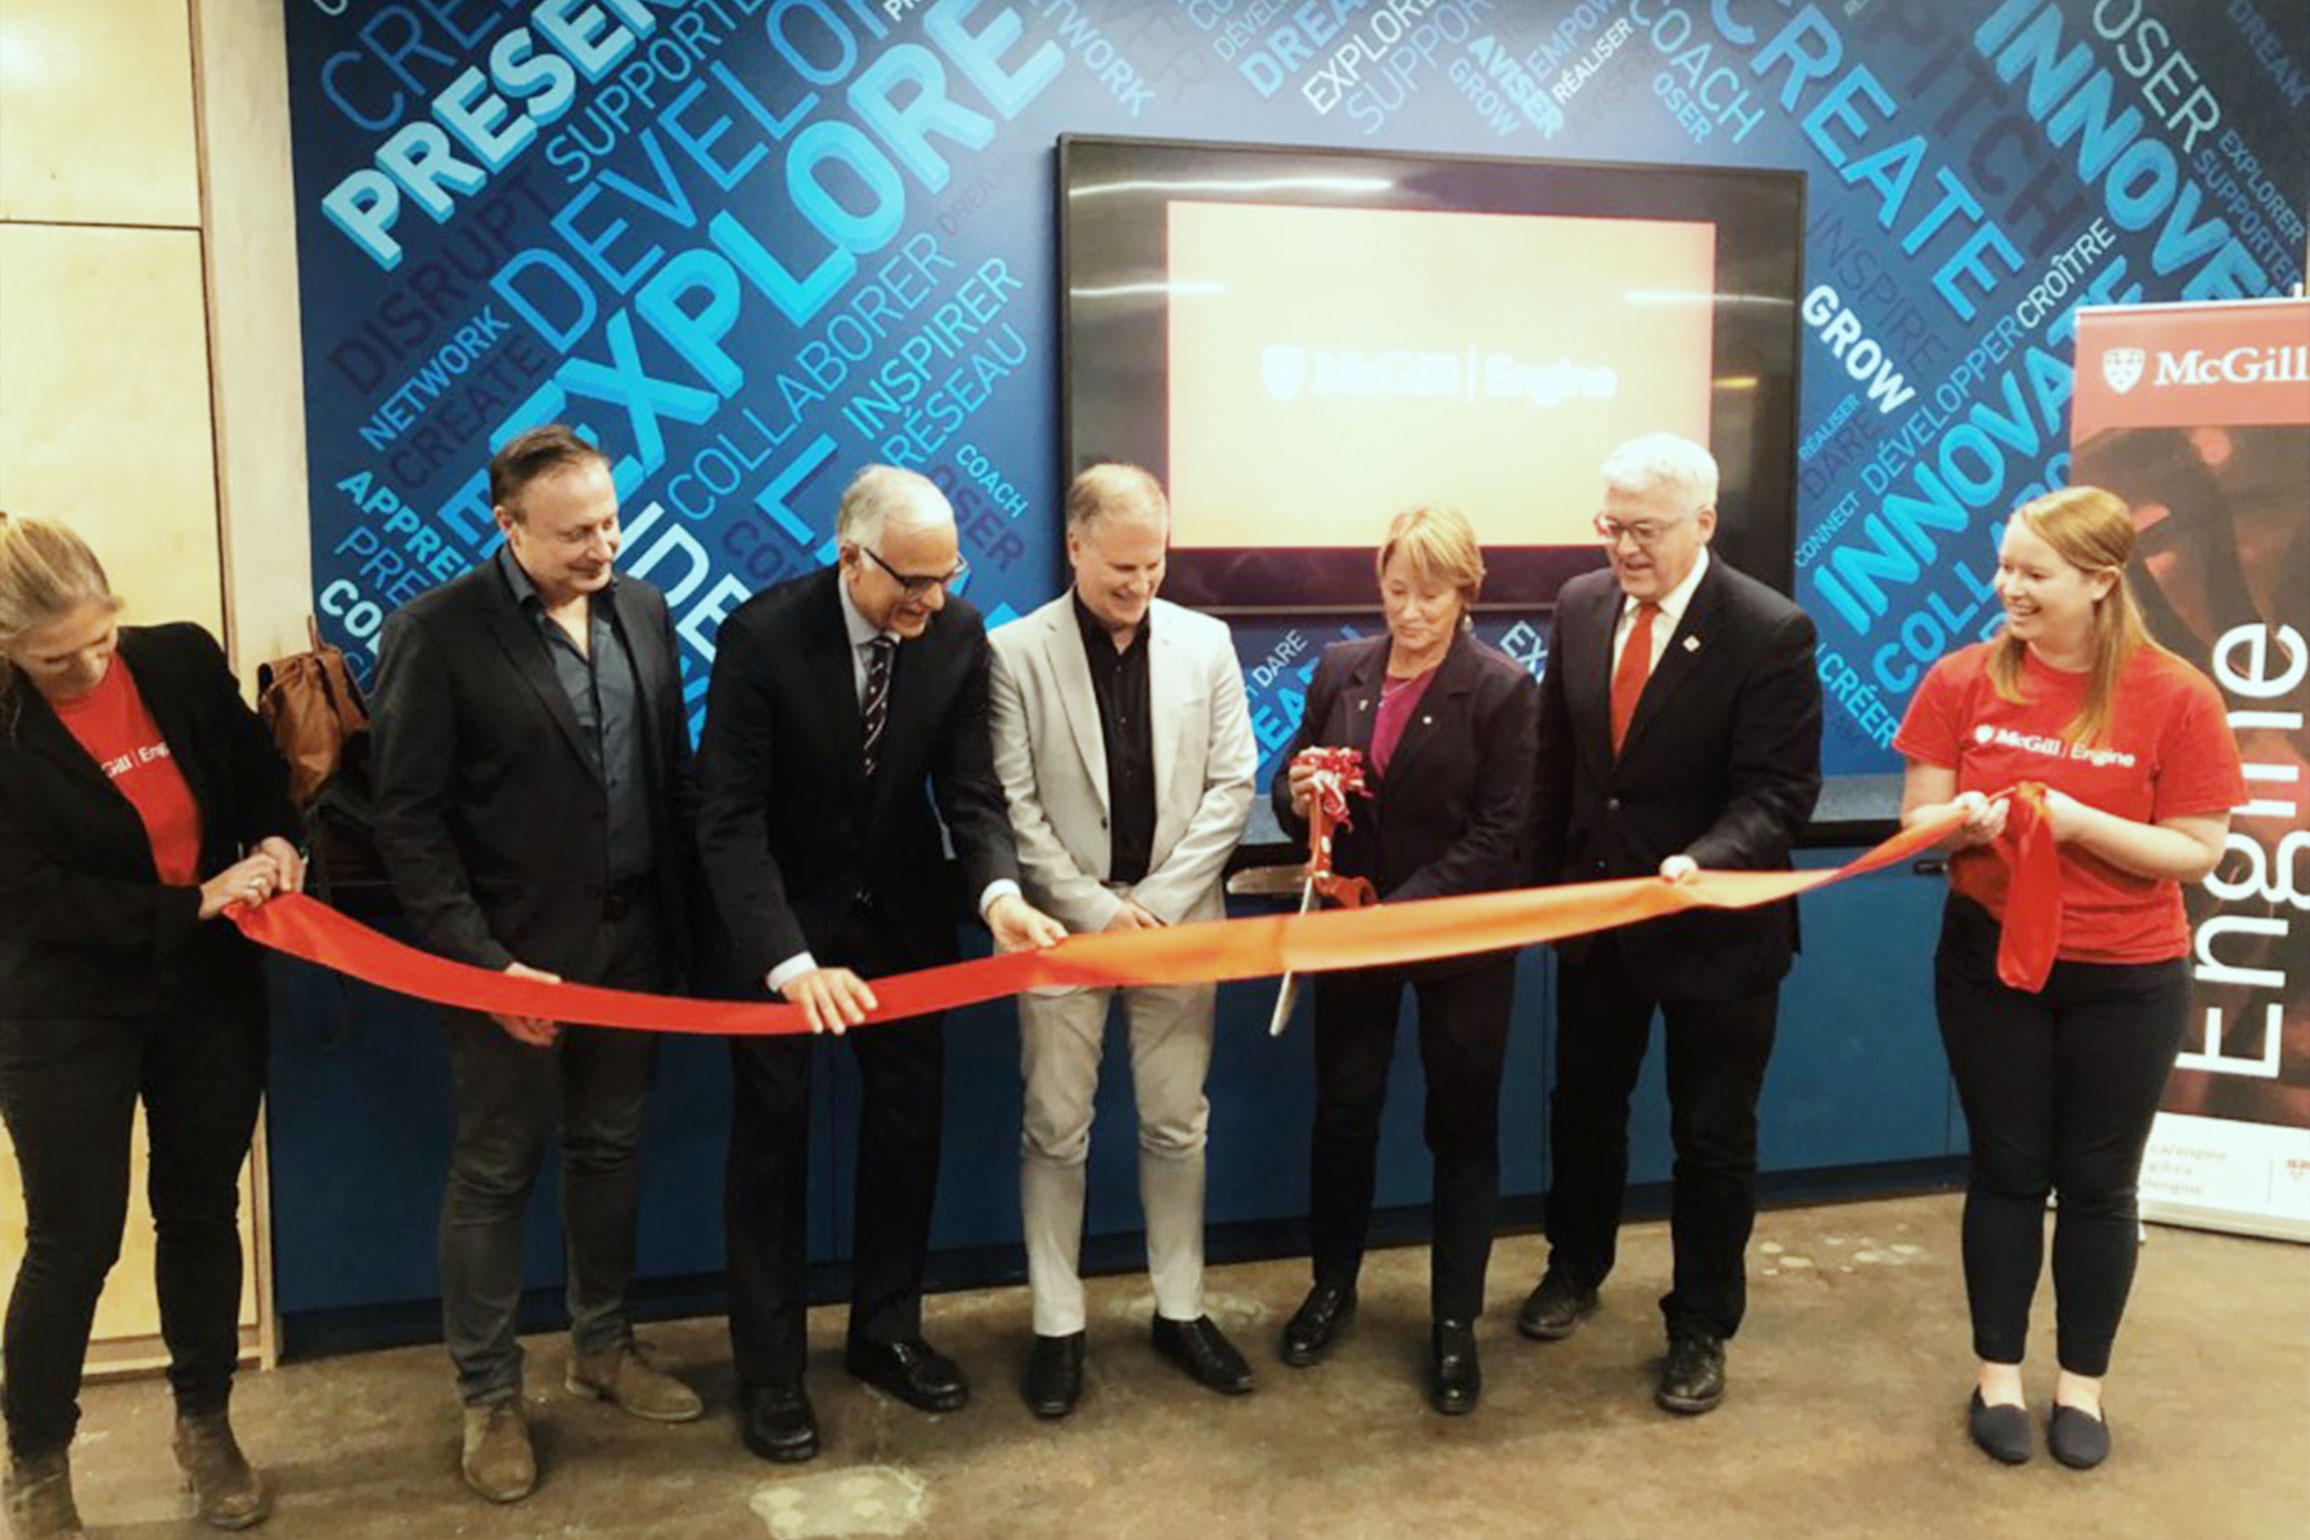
[
  {"left": 1270, "top": 507, "right": 1539, "bottom": 1414},
  {"left": 0, "top": 515, "right": 301, "bottom": 1537}
]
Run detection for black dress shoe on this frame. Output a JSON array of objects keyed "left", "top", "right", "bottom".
[
  {"left": 1280, "top": 1284, "right": 1356, "bottom": 1368},
  {"left": 844, "top": 1338, "right": 970, "bottom": 1413},
  {"left": 1428, "top": 1319, "right": 1480, "bottom": 1416},
  {"left": 1967, "top": 1391, "right": 2032, "bottom": 1465},
  {"left": 740, "top": 1383, "right": 820, "bottom": 1463},
  {"left": 1022, "top": 1332, "right": 1085, "bottom": 1420},
  {"left": 1516, "top": 1271, "right": 1600, "bottom": 1341},
  {"left": 1655, "top": 1330, "right": 1726, "bottom": 1414},
  {"left": 1151, "top": 1315, "right": 1254, "bottom": 1395},
  {"left": 2047, "top": 1403, "right": 2110, "bottom": 1470}
]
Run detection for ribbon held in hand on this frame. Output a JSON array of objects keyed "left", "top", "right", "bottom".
[{"left": 1993, "top": 781, "right": 2064, "bottom": 992}]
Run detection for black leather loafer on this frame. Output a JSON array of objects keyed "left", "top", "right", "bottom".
[
  {"left": 1280, "top": 1284, "right": 1357, "bottom": 1368},
  {"left": 844, "top": 1338, "right": 969, "bottom": 1413},
  {"left": 740, "top": 1383, "right": 820, "bottom": 1463},
  {"left": 1152, "top": 1315, "right": 1254, "bottom": 1395},
  {"left": 1428, "top": 1319, "right": 1480, "bottom": 1415},
  {"left": 1023, "top": 1332, "right": 1086, "bottom": 1420}
]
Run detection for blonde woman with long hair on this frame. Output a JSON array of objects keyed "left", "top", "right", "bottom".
[{"left": 1896, "top": 486, "right": 2244, "bottom": 1470}]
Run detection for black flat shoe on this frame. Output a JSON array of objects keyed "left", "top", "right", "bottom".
[
  {"left": 844, "top": 1338, "right": 969, "bottom": 1413},
  {"left": 740, "top": 1383, "right": 820, "bottom": 1463},
  {"left": 1655, "top": 1330, "right": 1726, "bottom": 1415},
  {"left": 1023, "top": 1332, "right": 1085, "bottom": 1420},
  {"left": 1152, "top": 1315, "right": 1254, "bottom": 1395},
  {"left": 1428, "top": 1319, "right": 1480, "bottom": 1415},
  {"left": 1280, "top": 1284, "right": 1356, "bottom": 1368},
  {"left": 2047, "top": 1403, "right": 2110, "bottom": 1470},
  {"left": 1967, "top": 1390, "right": 2031, "bottom": 1465}
]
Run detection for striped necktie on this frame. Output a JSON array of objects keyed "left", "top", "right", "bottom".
[{"left": 860, "top": 636, "right": 896, "bottom": 778}]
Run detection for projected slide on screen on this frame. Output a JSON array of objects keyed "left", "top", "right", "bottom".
[{"left": 1165, "top": 202, "right": 1717, "bottom": 557}]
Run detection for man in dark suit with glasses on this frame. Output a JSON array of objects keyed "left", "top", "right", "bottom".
[{"left": 698, "top": 464, "right": 1065, "bottom": 1462}]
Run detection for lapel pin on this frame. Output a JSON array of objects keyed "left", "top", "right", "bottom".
[
  {"left": 1420, "top": 714, "right": 1433, "bottom": 725},
  {"left": 1682, "top": 635, "right": 1702, "bottom": 654},
  {"left": 1359, "top": 698, "right": 1370, "bottom": 711}
]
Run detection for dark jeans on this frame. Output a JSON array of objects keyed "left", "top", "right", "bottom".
[
  {"left": 440, "top": 894, "right": 666, "bottom": 1406},
  {"left": 1935, "top": 896, "right": 2189, "bottom": 1377},
  {"left": 1308, "top": 958, "right": 1514, "bottom": 1323},
  {"left": 1545, "top": 932, "right": 1780, "bottom": 1342},
  {"left": 0, "top": 995, "right": 264, "bottom": 1459},
  {"left": 726, "top": 915, "right": 944, "bottom": 1390}
]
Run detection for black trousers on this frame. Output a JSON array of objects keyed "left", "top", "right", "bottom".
[
  {"left": 726, "top": 914, "right": 943, "bottom": 1389},
  {"left": 0, "top": 989, "right": 264, "bottom": 1459},
  {"left": 1934, "top": 896, "right": 2189, "bottom": 1377},
  {"left": 1307, "top": 957, "right": 1515, "bottom": 1323},
  {"left": 1544, "top": 932, "right": 1780, "bottom": 1341},
  {"left": 438, "top": 892, "right": 667, "bottom": 1406}
]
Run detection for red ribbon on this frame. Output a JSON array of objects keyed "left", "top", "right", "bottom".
[
  {"left": 1993, "top": 781, "right": 2065, "bottom": 991},
  {"left": 225, "top": 797, "right": 2063, "bottom": 1034}
]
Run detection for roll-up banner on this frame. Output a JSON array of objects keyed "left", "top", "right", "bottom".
[{"left": 2072, "top": 297, "right": 2310, "bottom": 1242}]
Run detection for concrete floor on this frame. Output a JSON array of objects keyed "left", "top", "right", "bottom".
[{"left": 64, "top": 1195, "right": 2307, "bottom": 1540}]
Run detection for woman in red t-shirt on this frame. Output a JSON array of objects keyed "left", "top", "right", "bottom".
[
  {"left": 0, "top": 515, "right": 304, "bottom": 1537},
  {"left": 1895, "top": 486, "right": 2243, "bottom": 1472}
]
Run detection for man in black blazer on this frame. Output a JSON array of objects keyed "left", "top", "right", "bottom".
[
  {"left": 370, "top": 426, "right": 704, "bottom": 1503},
  {"left": 1519, "top": 433, "right": 1822, "bottom": 1416},
  {"left": 698, "top": 464, "right": 1064, "bottom": 1463}
]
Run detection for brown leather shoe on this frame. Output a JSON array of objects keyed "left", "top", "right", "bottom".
[
  {"left": 3, "top": 1448, "right": 86, "bottom": 1540},
  {"left": 460, "top": 1400, "right": 536, "bottom": 1504},
  {"left": 171, "top": 1413, "right": 271, "bottom": 1530},
  {"left": 566, "top": 1342, "right": 705, "bottom": 1424}
]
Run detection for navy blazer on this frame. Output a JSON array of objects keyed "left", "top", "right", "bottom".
[
  {"left": 0, "top": 624, "right": 300, "bottom": 1020},
  {"left": 1533, "top": 556, "right": 1823, "bottom": 999},
  {"left": 1273, "top": 629, "right": 1539, "bottom": 958},
  {"left": 696, "top": 566, "right": 1022, "bottom": 987},
  {"left": 368, "top": 562, "right": 699, "bottom": 981}
]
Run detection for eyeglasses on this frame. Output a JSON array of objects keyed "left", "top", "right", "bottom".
[
  {"left": 860, "top": 544, "right": 969, "bottom": 596},
  {"left": 1593, "top": 513, "right": 1690, "bottom": 549}
]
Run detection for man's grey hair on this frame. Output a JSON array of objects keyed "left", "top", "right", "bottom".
[
  {"left": 835, "top": 465, "right": 952, "bottom": 547},
  {"left": 1065, "top": 463, "right": 1168, "bottom": 533},
  {"left": 1599, "top": 432, "right": 1719, "bottom": 513}
]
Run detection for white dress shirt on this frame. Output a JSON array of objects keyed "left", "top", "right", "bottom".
[{"left": 1610, "top": 546, "right": 1710, "bottom": 682}]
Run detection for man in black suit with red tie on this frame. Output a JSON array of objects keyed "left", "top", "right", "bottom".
[
  {"left": 697, "top": 465, "right": 1066, "bottom": 1463},
  {"left": 1518, "top": 433, "right": 1822, "bottom": 1416}
]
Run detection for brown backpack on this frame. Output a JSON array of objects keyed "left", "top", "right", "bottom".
[{"left": 257, "top": 617, "right": 369, "bottom": 807}]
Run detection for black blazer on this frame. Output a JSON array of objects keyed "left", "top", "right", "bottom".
[
  {"left": 696, "top": 566, "right": 1021, "bottom": 987},
  {"left": 1534, "top": 556, "right": 1823, "bottom": 999},
  {"left": 1273, "top": 630, "right": 1539, "bottom": 960},
  {"left": 0, "top": 624, "right": 300, "bottom": 1020},
  {"left": 368, "top": 562, "right": 698, "bottom": 980}
]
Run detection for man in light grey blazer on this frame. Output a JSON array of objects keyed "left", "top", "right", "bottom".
[{"left": 988, "top": 464, "right": 1258, "bottom": 1419}]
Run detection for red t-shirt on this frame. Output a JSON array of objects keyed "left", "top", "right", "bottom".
[
  {"left": 1895, "top": 641, "right": 2245, "bottom": 963},
  {"left": 52, "top": 655, "right": 203, "bottom": 887}
]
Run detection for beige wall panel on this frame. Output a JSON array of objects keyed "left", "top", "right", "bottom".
[
  {"left": 0, "top": 0, "right": 200, "bottom": 227},
  {"left": 0, "top": 222, "right": 224, "bottom": 635},
  {"left": 0, "top": 1111, "right": 260, "bottom": 1352},
  {"left": 194, "top": 0, "right": 314, "bottom": 672},
  {"left": 0, "top": 0, "right": 201, "bottom": 227}
]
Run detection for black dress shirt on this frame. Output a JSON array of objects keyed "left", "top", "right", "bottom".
[
  {"left": 499, "top": 548, "right": 653, "bottom": 881},
  {"left": 1073, "top": 593, "right": 1156, "bottom": 885}
]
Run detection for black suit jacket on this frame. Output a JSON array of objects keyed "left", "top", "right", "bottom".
[
  {"left": 0, "top": 624, "right": 300, "bottom": 1020},
  {"left": 696, "top": 567, "right": 1021, "bottom": 988},
  {"left": 1273, "top": 630, "right": 1539, "bottom": 970},
  {"left": 1534, "top": 556, "right": 1823, "bottom": 999},
  {"left": 369, "top": 563, "right": 698, "bottom": 980}
]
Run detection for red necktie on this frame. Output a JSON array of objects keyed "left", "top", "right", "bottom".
[{"left": 1610, "top": 601, "right": 1660, "bottom": 755}]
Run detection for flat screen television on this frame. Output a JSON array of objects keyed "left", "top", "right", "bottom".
[{"left": 1059, "top": 135, "right": 1806, "bottom": 612}]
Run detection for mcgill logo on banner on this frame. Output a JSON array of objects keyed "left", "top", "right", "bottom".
[
  {"left": 2101, "top": 346, "right": 2146, "bottom": 394},
  {"left": 1261, "top": 344, "right": 1308, "bottom": 402}
]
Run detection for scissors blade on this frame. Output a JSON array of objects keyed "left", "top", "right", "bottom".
[{"left": 1267, "top": 878, "right": 1318, "bottom": 1037}]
